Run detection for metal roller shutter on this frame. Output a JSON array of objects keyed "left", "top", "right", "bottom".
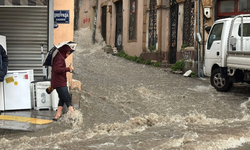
[{"left": 0, "top": 6, "right": 48, "bottom": 79}]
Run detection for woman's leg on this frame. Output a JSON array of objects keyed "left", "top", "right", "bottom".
[
  {"left": 68, "top": 106, "right": 74, "bottom": 114},
  {"left": 55, "top": 106, "right": 63, "bottom": 119},
  {"left": 56, "top": 86, "right": 74, "bottom": 116},
  {"left": 54, "top": 87, "right": 66, "bottom": 120}
]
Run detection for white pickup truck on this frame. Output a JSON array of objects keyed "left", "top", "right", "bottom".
[{"left": 204, "top": 14, "right": 250, "bottom": 92}]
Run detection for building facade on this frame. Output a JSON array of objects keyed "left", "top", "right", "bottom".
[{"left": 77, "top": 0, "right": 250, "bottom": 65}]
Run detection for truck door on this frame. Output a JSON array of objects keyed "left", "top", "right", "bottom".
[{"left": 204, "top": 23, "right": 223, "bottom": 76}]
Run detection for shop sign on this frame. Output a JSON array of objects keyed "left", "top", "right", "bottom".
[{"left": 54, "top": 10, "right": 70, "bottom": 24}]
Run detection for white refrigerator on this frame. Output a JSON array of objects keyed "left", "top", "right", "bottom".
[{"left": 3, "top": 70, "right": 33, "bottom": 110}]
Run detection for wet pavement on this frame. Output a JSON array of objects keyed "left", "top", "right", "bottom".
[
  {"left": 1, "top": 28, "right": 250, "bottom": 150},
  {"left": 0, "top": 110, "right": 55, "bottom": 131}
]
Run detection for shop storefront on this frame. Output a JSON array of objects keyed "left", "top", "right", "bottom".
[{"left": 0, "top": 0, "right": 54, "bottom": 79}]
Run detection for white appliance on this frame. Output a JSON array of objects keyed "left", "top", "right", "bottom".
[
  {"left": 51, "top": 82, "right": 69, "bottom": 111},
  {"left": 51, "top": 90, "right": 59, "bottom": 111},
  {"left": 3, "top": 70, "right": 34, "bottom": 110},
  {"left": 35, "top": 81, "right": 51, "bottom": 110},
  {"left": 0, "top": 35, "right": 6, "bottom": 111}
]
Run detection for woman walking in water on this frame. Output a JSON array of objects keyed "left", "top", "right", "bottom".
[{"left": 51, "top": 45, "right": 74, "bottom": 121}]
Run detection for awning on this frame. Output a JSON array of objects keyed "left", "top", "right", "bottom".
[{"left": 0, "top": 0, "right": 47, "bottom": 6}]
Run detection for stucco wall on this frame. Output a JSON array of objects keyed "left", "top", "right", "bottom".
[
  {"left": 79, "top": 0, "right": 92, "bottom": 28},
  {"left": 54, "top": 0, "right": 74, "bottom": 86},
  {"left": 79, "top": 0, "right": 107, "bottom": 39},
  {"left": 123, "top": 0, "right": 143, "bottom": 57},
  {"left": 79, "top": 0, "right": 143, "bottom": 56},
  {"left": 161, "top": 2, "right": 170, "bottom": 54}
]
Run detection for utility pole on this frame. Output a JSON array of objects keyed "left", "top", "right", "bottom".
[{"left": 92, "top": 0, "right": 98, "bottom": 44}]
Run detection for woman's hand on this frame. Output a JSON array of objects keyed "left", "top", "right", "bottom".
[{"left": 69, "top": 66, "right": 74, "bottom": 73}]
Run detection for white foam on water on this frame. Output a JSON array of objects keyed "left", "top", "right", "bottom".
[
  {"left": 85, "top": 113, "right": 225, "bottom": 137},
  {"left": 87, "top": 142, "right": 115, "bottom": 149},
  {"left": 187, "top": 85, "right": 212, "bottom": 92},
  {"left": 1, "top": 112, "right": 250, "bottom": 150},
  {"left": 184, "top": 136, "right": 250, "bottom": 150},
  {"left": 83, "top": 112, "right": 250, "bottom": 149},
  {"left": 240, "top": 97, "right": 250, "bottom": 119},
  {"left": 59, "top": 109, "right": 84, "bottom": 129},
  {"left": 151, "top": 134, "right": 250, "bottom": 150}
]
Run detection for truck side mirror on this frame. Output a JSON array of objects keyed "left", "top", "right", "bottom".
[{"left": 196, "top": 33, "right": 202, "bottom": 43}]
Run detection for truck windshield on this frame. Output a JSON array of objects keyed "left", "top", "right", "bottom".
[
  {"left": 207, "top": 23, "right": 223, "bottom": 50},
  {"left": 238, "top": 23, "right": 250, "bottom": 36}
]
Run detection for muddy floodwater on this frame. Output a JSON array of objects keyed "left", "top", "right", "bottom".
[{"left": 1, "top": 28, "right": 250, "bottom": 150}]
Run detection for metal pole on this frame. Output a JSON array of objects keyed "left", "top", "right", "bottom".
[
  {"left": 92, "top": 0, "right": 99, "bottom": 44},
  {"left": 41, "top": 44, "right": 47, "bottom": 79},
  {"left": 48, "top": 0, "right": 54, "bottom": 79}
]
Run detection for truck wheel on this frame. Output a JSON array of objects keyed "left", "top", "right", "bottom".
[{"left": 210, "top": 68, "right": 233, "bottom": 92}]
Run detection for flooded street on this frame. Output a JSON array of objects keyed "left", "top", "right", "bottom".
[{"left": 1, "top": 28, "right": 250, "bottom": 150}]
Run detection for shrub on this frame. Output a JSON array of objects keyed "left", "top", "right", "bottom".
[
  {"left": 171, "top": 59, "right": 185, "bottom": 71},
  {"left": 136, "top": 56, "right": 143, "bottom": 63},
  {"left": 181, "top": 43, "right": 189, "bottom": 49},
  {"left": 155, "top": 50, "right": 159, "bottom": 55},
  {"left": 145, "top": 59, "right": 151, "bottom": 65},
  {"left": 149, "top": 46, "right": 156, "bottom": 53},
  {"left": 117, "top": 50, "right": 127, "bottom": 57},
  {"left": 152, "top": 62, "right": 161, "bottom": 67},
  {"left": 191, "top": 72, "right": 197, "bottom": 77}
]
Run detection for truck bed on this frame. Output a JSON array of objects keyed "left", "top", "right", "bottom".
[{"left": 227, "top": 51, "right": 250, "bottom": 70}]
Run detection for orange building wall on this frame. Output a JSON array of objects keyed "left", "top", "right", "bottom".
[{"left": 54, "top": 0, "right": 74, "bottom": 87}]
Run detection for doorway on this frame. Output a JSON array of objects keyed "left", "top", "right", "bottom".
[
  {"left": 169, "top": 0, "right": 178, "bottom": 64},
  {"left": 115, "top": 1, "right": 123, "bottom": 51},
  {"left": 101, "top": 6, "right": 107, "bottom": 42}
]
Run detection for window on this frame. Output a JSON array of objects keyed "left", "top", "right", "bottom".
[
  {"left": 218, "top": 0, "right": 250, "bottom": 19},
  {"left": 128, "top": 0, "right": 137, "bottom": 41},
  {"left": 220, "top": 1, "right": 234, "bottom": 13},
  {"left": 238, "top": 23, "right": 250, "bottom": 36},
  {"left": 148, "top": 0, "right": 157, "bottom": 48},
  {"left": 207, "top": 23, "right": 223, "bottom": 49},
  {"left": 239, "top": 0, "right": 250, "bottom": 12}
]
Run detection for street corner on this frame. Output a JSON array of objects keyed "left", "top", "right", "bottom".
[{"left": 0, "top": 110, "right": 56, "bottom": 131}]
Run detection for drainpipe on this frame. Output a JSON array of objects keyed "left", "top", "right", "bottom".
[
  {"left": 197, "top": 0, "right": 201, "bottom": 78},
  {"left": 158, "top": 0, "right": 163, "bottom": 52},
  {"left": 109, "top": 6, "right": 112, "bottom": 45},
  {"left": 92, "top": 0, "right": 99, "bottom": 44}
]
